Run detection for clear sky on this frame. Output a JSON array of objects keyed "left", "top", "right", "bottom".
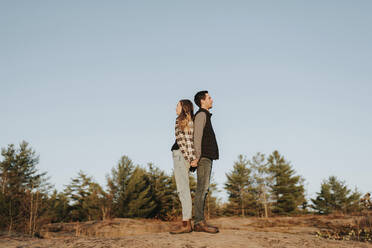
[{"left": 1, "top": 1, "right": 371, "bottom": 201}]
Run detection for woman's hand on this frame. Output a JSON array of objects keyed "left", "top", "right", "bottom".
[{"left": 190, "top": 159, "right": 199, "bottom": 167}]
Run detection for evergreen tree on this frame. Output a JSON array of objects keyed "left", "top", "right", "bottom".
[
  {"left": 224, "top": 155, "right": 257, "bottom": 216},
  {"left": 146, "top": 163, "right": 174, "bottom": 219},
  {"left": 267, "top": 150, "right": 305, "bottom": 215},
  {"left": 249, "top": 152, "right": 272, "bottom": 218},
  {"left": 84, "top": 182, "right": 109, "bottom": 220},
  {"left": 64, "top": 171, "right": 106, "bottom": 221},
  {"left": 0, "top": 141, "right": 50, "bottom": 233},
  {"left": 311, "top": 176, "right": 361, "bottom": 214},
  {"left": 124, "top": 167, "right": 156, "bottom": 217},
  {"left": 106, "top": 156, "right": 134, "bottom": 217},
  {"left": 0, "top": 191, "right": 7, "bottom": 229},
  {"left": 46, "top": 190, "right": 71, "bottom": 223},
  {"left": 0, "top": 142, "right": 45, "bottom": 194}
]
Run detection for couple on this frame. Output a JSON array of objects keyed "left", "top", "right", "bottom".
[{"left": 170, "top": 90, "right": 219, "bottom": 234}]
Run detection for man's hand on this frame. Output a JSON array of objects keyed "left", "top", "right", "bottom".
[
  {"left": 189, "top": 159, "right": 199, "bottom": 172},
  {"left": 190, "top": 159, "right": 199, "bottom": 167}
]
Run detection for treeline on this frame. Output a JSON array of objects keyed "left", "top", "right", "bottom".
[
  {"left": 223, "top": 152, "right": 361, "bottom": 217},
  {"left": 0, "top": 141, "right": 363, "bottom": 235},
  {"left": 0, "top": 141, "right": 219, "bottom": 235}
]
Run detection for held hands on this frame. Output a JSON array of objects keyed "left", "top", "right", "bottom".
[
  {"left": 190, "top": 159, "right": 199, "bottom": 167},
  {"left": 189, "top": 159, "right": 199, "bottom": 172}
]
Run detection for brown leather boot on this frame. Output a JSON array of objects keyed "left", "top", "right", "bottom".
[
  {"left": 202, "top": 220, "right": 219, "bottom": 232},
  {"left": 194, "top": 221, "right": 219, "bottom": 234},
  {"left": 169, "top": 220, "right": 192, "bottom": 234}
]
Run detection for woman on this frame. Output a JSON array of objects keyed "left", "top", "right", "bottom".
[{"left": 170, "top": 99, "right": 198, "bottom": 234}]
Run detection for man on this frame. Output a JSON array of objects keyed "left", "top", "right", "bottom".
[{"left": 192, "top": 90, "right": 219, "bottom": 233}]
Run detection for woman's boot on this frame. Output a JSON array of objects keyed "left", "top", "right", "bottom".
[{"left": 170, "top": 220, "right": 192, "bottom": 234}]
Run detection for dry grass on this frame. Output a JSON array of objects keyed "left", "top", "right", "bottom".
[{"left": 316, "top": 213, "right": 372, "bottom": 243}]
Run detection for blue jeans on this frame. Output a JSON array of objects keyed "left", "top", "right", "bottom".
[{"left": 172, "top": 149, "right": 192, "bottom": 220}]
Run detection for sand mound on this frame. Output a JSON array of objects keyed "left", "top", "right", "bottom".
[{"left": 2, "top": 215, "right": 372, "bottom": 248}]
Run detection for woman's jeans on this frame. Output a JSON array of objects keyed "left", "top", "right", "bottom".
[{"left": 172, "top": 149, "right": 192, "bottom": 221}]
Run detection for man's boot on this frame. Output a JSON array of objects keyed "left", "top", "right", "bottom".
[
  {"left": 202, "top": 220, "right": 219, "bottom": 232},
  {"left": 194, "top": 221, "right": 219, "bottom": 234},
  {"left": 169, "top": 220, "right": 192, "bottom": 234}
]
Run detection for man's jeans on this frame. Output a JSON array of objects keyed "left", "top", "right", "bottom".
[
  {"left": 194, "top": 157, "right": 212, "bottom": 224},
  {"left": 172, "top": 149, "right": 192, "bottom": 221}
]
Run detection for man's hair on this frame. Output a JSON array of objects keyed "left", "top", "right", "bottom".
[{"left": 194, "top": 90, "right": 208, "bottom": 108}]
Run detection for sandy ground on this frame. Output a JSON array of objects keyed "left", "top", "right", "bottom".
[{"left": 2, "top": 216, "right": 372, "bottom": 248}]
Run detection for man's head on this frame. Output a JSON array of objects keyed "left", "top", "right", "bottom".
[{"left": 194, "top": 90, "right": 213, "bottom": 110}]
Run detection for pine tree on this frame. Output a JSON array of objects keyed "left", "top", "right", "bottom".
[
  {"left": 0, "top": 141, "right": 50, "bottom": 233},
  {"left": 311, "top": 176, "right": 361, "bottom": 214},
  {"left": 0, "top": 191, "right": 7, "bottom": 229},
  {"left": 146, "top": 163, "right": 174, "bottom": 219},
  {"left": 124, "top": 167, "right": 156, "bottom": 218},
  {"left": 83, "top": 182, "right": 109, "bottom": 220},
  {"left": 46, "top": 190, "right": 71, "bottom": 223},
  {"left": 249, "top": 152, "right": 272, "bottom": 218},
  {"left": 267, "top": 150, "right": 305, "bottom": 215},
  {"left": 64, "top": 171, "right": 105, "bottom": 221},
  {"left": 224, "top": 155, "right": 257, "bottom": 216},
  {"left": 106, "top": 156, "right": 134, "bottom": 217}
]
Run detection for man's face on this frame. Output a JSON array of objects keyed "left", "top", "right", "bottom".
[{"left": 201, "top": 93, "right": 213, "bottom": 109}]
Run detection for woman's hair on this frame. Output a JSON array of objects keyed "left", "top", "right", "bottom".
[{"left": 177, "top": 99, "right": 194, "bottom": 131}]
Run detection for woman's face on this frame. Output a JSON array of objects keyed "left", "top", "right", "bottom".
[{"left": 176, "top": 102, "right": 182, "bottom": 116}]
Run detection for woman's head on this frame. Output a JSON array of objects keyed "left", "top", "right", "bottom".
[{"left": 176, "top": 99, "right": 194, "bottom": 131}]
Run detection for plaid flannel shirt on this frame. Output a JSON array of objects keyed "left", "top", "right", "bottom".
[{"left": 175, "top": 120, "right": 196, "bottom": 164}]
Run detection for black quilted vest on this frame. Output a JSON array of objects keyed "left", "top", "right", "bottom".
[{"left": 195, "top": 108, "right": 219, "bottom": 160}]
